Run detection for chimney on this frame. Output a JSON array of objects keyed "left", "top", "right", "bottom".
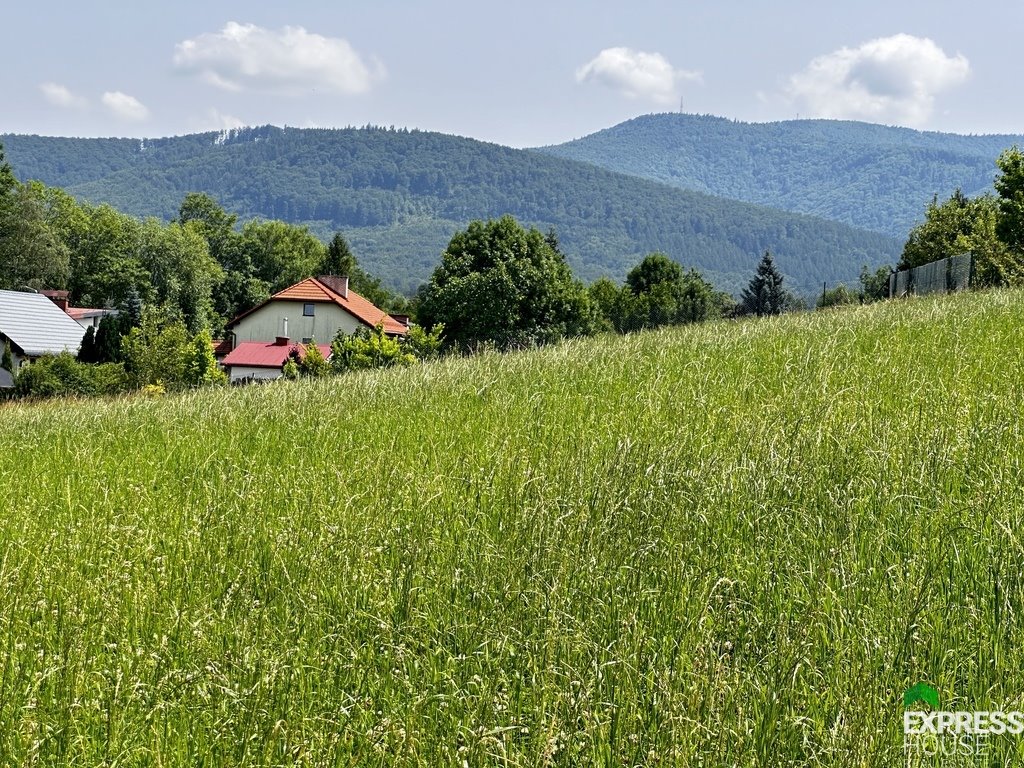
[
  {"left": 275, "top": 336, "right": 290, "bottom": 346},
  {"left": 318, "top": 275, "right": 349, "bottom": 299},
  {"left": 283, "top": 317, "right": 289, "bottom": 339},
  {"left": 41, "top": 290, "right": 70, "bottom": 312}
]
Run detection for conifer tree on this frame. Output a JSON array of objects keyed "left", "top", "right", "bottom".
[
  {"left": 320, "top": 233, "right": 357, "bottom": 277},
  {"left": 741, "top": 251, "right": 787, "bottom": 316}
]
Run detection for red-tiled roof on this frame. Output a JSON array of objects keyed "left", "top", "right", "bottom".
[
  {"left": 211, "top": 338, "right": 233, "bottom": 357},
  {"left": 226, "top": 277, "right": 407, "bottom": 336},
  {"left": 221, "top": 341, "right": 332, "bottom": 369}
]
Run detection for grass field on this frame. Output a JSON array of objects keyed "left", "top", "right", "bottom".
[{"left": 2, "top": 290, "right": 1024, "bottom": 766}]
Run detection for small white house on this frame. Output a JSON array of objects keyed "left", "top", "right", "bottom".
[
  {"left": 220, "top": 337, "right": 332, "bottom": 384},
  {"left": 0, "top": 290, "right": 87, "bottom": 387}
]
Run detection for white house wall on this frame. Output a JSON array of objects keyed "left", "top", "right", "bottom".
[
  {"left": 232, "top": 301, "right": 363, "bottom": 344},
  {"left": 228, "top": 366, "right": 285, "bottom": 384}
]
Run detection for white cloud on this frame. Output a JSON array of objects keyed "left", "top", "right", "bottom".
[
  {"left": 102, "top": 91, "right": 150, "bottom": 121},
  {"left": 785, "top": 34, "right": 970, "bottom": 126},
  {"left": 173, "top": 22, "right": 383, "bottom": 95},
  {"left": 40, "top": 82, "right": 87, "bottom": 109},
  {"left": 576, "top": 47, "right": 701, "bottom": 105}
]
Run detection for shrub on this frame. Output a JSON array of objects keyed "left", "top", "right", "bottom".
[{"left": 13, "top": 353, "right": 127, "bottom": 398}]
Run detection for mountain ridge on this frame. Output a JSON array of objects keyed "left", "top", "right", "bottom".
[
  {"left": 2, "top": 123, "right": 901, "bottom": 296},
  {"left": 537, "top": 113, "right": 1024, "bottom": 237}
]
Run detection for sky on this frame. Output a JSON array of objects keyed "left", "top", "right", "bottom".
[{"left": 2, "top": 1, "right": 1022, "bottom": 147}]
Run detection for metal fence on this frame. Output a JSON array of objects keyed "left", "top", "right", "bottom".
[{"left": 889, "top": 253, "right": 972, "bottom": 298}]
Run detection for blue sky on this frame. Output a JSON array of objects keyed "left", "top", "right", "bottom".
[{"left": 3, "top": 0, "right": 1021, "bottom": 146}]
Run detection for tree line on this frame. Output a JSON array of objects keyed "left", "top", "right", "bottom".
[
  {"left": 7, "top": 135, "right": 1024, "bottom": 402},
  {"left": 898, "top": 147, "right": 1024, "bottom": 286}
]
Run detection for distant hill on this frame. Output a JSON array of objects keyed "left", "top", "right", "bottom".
[
  {"left": 537, "top": 113, "right": 1024, "bottom": 238},
  {"left": 2, "top": 125, "right": 900, "bottom": 296}
]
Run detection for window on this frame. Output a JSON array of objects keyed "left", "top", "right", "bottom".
[
  {"left": 303, "top": 303, "right": 315, "bottom": 317},
  {"left": 301, "top": 337, "right": 312, "bottom": 344}
]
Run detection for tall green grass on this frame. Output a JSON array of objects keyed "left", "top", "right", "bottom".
[{"left": 2, "top": 290, "right": 1023, "bottom": 765}]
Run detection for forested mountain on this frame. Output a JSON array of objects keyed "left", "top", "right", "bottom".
[
  {"left": 538, "top": 114, "right": 1024, "bottom": 238},
  {"left": 2, "top": 126, "right": 900, "bottom": 295}
]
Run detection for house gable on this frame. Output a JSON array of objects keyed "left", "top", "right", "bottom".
[{"left": 225, "top": 276, "right": 407, "bottom": 345}]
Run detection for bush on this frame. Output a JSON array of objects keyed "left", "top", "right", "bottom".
[
  {"left": 331, "top": 325, "right": 415, "bottom": 373},
  {"left": 13, "top": 353, "right": 127, "bottom": 398},
  {"left": 817, "top": 283, "right": 858, "bottom": 309}
]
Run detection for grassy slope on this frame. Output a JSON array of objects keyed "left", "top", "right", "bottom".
[{"left": 1, "top": 291, "right": 1023, "bottom": 764}]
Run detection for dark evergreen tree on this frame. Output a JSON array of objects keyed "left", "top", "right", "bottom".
[
  {"left": 741, "top": 251, "right": 787, "bottom": 316},
  {"left": 1, "top": 340, "right": 13, "bottom": 373},
  {"left": 77, "top": 326, "right": 98, "bottom": 363},
  {"left": 121, "top": 287, "right": 144, "bottom": 329},
  {"left": 0, "top": 142, "right": 15, "bottom": 198},
  {"left": 94, "top": 314, "right": 125, "bottom": 363},
  {"left": 320, "top": 232, "right": 358, "bottom": 277}
]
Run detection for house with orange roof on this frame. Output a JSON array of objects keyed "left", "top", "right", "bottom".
[{"left": 224, "top": 275, "right": 407, "bottom": 358}]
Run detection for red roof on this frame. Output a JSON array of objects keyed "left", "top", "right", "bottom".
[
  {"left": 67, "top": 307, "right": 113, "bottom": 320},
  {"left": 227, "top": 276, "right": 407, "bottom": 336},
  {"left": 211, "top": 338, "right": 234, "bottom": 357},
  {"left": 221, "top": 341, "right": 332, "bottom": 369}
]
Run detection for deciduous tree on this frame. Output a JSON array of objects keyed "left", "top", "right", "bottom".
[{"left": 417, "top": 215, "right": 597, "bottom": 350}]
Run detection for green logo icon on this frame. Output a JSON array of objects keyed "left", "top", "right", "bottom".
[{"left": 905, "top": 683, "right": 940, "bottom": 709}]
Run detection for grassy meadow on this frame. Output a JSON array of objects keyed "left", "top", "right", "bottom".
[{"left": 2, "top": 290, "right": 1024, "bottom": 766}]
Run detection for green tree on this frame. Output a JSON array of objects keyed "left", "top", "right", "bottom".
[
  {"left": 12, "top": 352, "right": 126, "bottom": 399},
  {"left": 900, "top": 190, "right": 980, "bottom": 270},
  {"left": 995, "top": 146, "right": 1024, "bottom": 256},
  {"left": 186, "top": 329, "right": 227, "bottom": 386},
  {"left": 402, "top": 324, "right": 445, "bottom": 361},
  {"left": 297, "top": 340, "right": 331, "bottom": 378},
  {"left": 120, "top": 306, "right": 193, "bottom": 388},
  {"left": 0, "top": 142, "right": 16, "bottom": 239},
  {"left": 817, "top": 283, "right": 857, "bottom": 308},
  {"left": 320, "top": 232, "right": 358, "bottom": 277},
  {"left": 138, "top": 219, "right": 222, "bottom": 332},
  {"left": 78, "top": 326, "right": 99, "bottom": 364},
  {"left": 859, "top": 265, "right": 891, "bottom": 302},
  {"left": 594, "top": 253, "right": 720, "bottom": 332},
  {"left": 626, "top": 252, "right": 683, "bottom": 295},
  {"left": 0, "top": 142, "right": 15, "bottom": 198},
  {"left": 416, "top": 215, "right": 597, "bottom": 350},
  {"left": 902, "top": 188, "right": 1024, "bottom": 287},
  {"left": 93, "top": 314, "right": 125, "bottom": 363},
  {"left": 1, "top": 340, "right": 13, "bottom": 374},
  {"left": 241, "top": 219, "right": 326, "bottom": 292},
  {"left": 0, "top": 184, "right": 71, "bottom": 291},
  {"left": 331, "top": 325, "right": 415, "bottom": 373},
  {"left": 963, "top": 200, "right": 1023, "bottom": 287},
  {"left": 587, "top": 277, "right": 621, "bottom": 332},
  {"left": 741, "top": 251, "right": 787, "bottom": 317},
  {"left": 177, "top": 193, "right": 239, "bottom": 267},
  {"left": 70, "top": 204, "right": 150, "bottom": 307}
]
